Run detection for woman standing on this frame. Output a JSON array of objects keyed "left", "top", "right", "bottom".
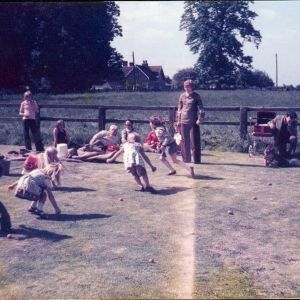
[
  {"left": 177, "top": 80, "right": 205, "bottom": 164},
  {"left": 19, "top": 90, "right": 44, "bottom": 152}
]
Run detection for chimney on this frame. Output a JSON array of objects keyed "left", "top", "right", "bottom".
[
  {"left": 142, "top": 60, "right": 148, "bottom": 66},
  {"left": 122, "top": 60, "right": 128, "bottom": 67}
]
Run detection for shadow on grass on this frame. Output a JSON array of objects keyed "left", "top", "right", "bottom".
[
  {"left": 53, "top": 186, "right": 96, "bottom": 192},
  {"left": 45, "top": 213, "right": 112, "bottom": 221},
  {"left": 194, "top": 174, "right": 223, "bottom": 180},
  {"left": 202, "top": 162, "right": 264, "bottom": 168},
  {"left": 11, "top": 225, "right": 72, "bottom": 241},
  {"left": 155, "top": 186, "right": 191, "bottom": 196}
]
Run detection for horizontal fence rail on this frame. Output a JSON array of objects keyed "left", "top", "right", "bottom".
[{"left": 0, "top": 104, "right": 300, "bottom": 139}]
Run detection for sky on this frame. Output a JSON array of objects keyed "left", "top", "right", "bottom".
[{"left": 111, "top": 1, "right": 300, "bottom": 86}]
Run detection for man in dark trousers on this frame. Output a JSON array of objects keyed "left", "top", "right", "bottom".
[
  {"left": 267, "top": 110, "right": 298, "bottom": 158},
  {"left": 177, "top": 79, "right": 205, "bottom": 164}
]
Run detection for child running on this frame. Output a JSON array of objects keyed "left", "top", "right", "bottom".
[
  {"left": 7, "top": 163, "right": 62, "bottom": 218},
  {"left": 107, "top": 132, "right": 157, "bottom": 193},
  {"left": 149, "top": 115, "right": 195, "bottom": 178}
]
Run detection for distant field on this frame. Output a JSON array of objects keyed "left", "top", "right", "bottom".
[{"left": 1, "top": 90, "right": 300, "bottom": 151}]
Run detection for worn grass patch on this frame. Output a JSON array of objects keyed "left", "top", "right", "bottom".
[{"left": 193, "top": 267, "right": 258, "bottom": 299}]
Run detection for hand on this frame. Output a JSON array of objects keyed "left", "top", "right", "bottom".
[
  {"left": 151, "top": 166, "right": 157, "bottom": 172},
  {"left": 160, "top": 145, "right": 166, "bottom": 152},
  {"left": 196, "top": 117, "right": 204, "bottom": 125},
  {"left": 7, "top": 185, "right": 14, "bottom": 191}
]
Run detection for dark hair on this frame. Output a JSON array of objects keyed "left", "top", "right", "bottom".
[
  {"left": 287, "top": 111, "right": 298, "bottom": 119},
  {"left": 149, "top": 115, "right": 163, "bottom": 127},
  {"left": 125, "top": 119, "right": 133, "bottom": 126}
]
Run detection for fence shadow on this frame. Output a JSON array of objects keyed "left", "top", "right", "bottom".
[
  {"left": 53, "top": 186, "right": 96, "bottom": 192},
  {"left": 194, "top": 174, "right": 224, "bottom": 180},
  {"left": 202, "top": 162, "right": 264, "bottom": 168},
  {"left": 11, "top": 225, "right": 72, "bottom": 241},
  {"left": 45, "top": 213, "right": 112, "bottom": 222}
]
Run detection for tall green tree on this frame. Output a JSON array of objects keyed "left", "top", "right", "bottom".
[
  {"left": 180, "top": 1, "right": 261, "bottom": 87},
  {"left": 0, "top": 2, "right": 123, "bottom": 92}
]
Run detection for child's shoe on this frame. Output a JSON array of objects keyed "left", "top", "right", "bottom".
[
  {"left": 35, "top": 209, "right": 48, "bottom": 219},
  {"left": 28, "top": 207, "right": 37, "bottom": 214}
]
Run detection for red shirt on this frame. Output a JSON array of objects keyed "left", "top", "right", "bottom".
[{"left": 145, "top": 131, "right": 159, "bottom": 148}]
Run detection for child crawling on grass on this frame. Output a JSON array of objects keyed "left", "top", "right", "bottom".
[
  {"left": 22, "top": 146, "right": 62, "bottom": 187},
  {"left": 107, "top": 132, "right": 157, "bottom": 193},
  {"left": 7, "top": 163, "right": 62, "bottom": 218}
]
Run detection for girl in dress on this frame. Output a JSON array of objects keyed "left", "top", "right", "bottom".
[
  {"left": 7, "top": 163, "right": 62, "bottom": 218},
  {"left": 107, "top": 132, "right": 157, "bottom": 193}
]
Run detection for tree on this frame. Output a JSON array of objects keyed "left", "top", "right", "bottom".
[
  {"left": 180, "top": 1, "right": 261, "bottom": 87},
  {"left": 236, "top": 69, "right": 274, "bottom": 88},
  {"left": 0, "top": 2, "right": 123, "bottom": 92},
  {"left": 172, "top": 68, "right": 198, "bottom": 89}
]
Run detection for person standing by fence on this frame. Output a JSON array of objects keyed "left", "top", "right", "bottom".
[
  {"left": 19, "top": 90, "right": 44, "bottom": 152},
  {"left": 177, "top": 79, "right": 205, "bottom": 164}
]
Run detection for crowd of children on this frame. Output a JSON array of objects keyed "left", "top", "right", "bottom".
[{"left": 5, "top": 90, "right": 199, "bottom": 220}]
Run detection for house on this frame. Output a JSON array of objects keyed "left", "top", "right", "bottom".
[{"left": 122, "top": 60, "right": 168, "bottom": 91}]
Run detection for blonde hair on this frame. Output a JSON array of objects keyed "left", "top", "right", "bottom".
[
  {"left": 23, "top": 90, "right": 32, "bottom": 99},
  {"left": 38, "top": 146, "right": 59, "bottom": 169},
  {"left": 127, "top": 132, "right": 141, "bottom": 143},
  {"left": 42, "top": 162, "right": 64, "bottom": 186}
]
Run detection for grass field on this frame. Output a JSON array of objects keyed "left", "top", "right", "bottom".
[{"left": 1, "top": 89, "right": 300, "bottom": 151}]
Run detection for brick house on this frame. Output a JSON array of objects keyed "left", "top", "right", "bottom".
[{"left": 122, "top": 60, "right": 167, "bottom": 91}]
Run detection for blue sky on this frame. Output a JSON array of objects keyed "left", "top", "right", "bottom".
[{"left": 112, "top": 1, "right": 300, "bottom": 86}]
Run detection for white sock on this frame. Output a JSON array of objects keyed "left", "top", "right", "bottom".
[
  {"left": 37, "top": 201, "right": 44, "bottom": 211},
  {"left": 29, "top": 201, "right": 37, "bottom": 209}
]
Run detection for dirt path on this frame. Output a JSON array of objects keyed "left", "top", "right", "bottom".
[{"left": 1, "top": 145, "right": 300, "bottom": 299}]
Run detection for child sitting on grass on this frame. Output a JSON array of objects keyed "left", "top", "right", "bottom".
[
  {"left": 7, "top": 163, "right": 62, "bottom": 218},
  {"left": 107, "top": 132, "right": 157, "bottom": 193}
]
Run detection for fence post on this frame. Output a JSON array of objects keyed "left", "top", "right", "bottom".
[
  {"left": 239, "top": 106, "right": 248, "bottom": 139},
  {"left": 168, "top": 107, "right": 176, "bottom": 135},
  {"left": 98, "top": 107, "right": 106, "bottom": 130}
]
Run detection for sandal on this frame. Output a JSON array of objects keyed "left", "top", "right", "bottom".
[
  {"left": 167, "top": 170, "right": 176, "bottom": 176},
  {"left": 35, "top": 209, "right": 48, "bottom": 219},
  {"left": 28, "top": 207, "right": 37, "bottom": 214}
]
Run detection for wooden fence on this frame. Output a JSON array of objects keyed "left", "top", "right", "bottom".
[{"left": 0, "top": 104, "right": 300, "bottom": 139}]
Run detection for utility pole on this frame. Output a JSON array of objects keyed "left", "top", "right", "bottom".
[
  {"left": 132, "top": 51, "right": 136, "bottom": 91},
  {"left": 275, "top": 53, "right": 278, "bottom": 87}
]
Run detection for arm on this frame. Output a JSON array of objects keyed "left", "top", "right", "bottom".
[
  {"left": 45, "top": 187, "right": 61, "bottom": 214},
  {"left": 177, "top": 95, "right": 183, "bottom": 127},
  {"left": 53, "top": 128, "right": 58, "bottom": 147},
  {"left": 121, "top": 129, "right": 127, "bottom": 144},
  {"left": 19, "top": 102, "right": 25, "bottom": 118},
  {"left": 7, "top": 181, "right": 18, "bottom": 191},
  {"left": 267, "top": 117, "right": 277, "bottom": 129},
  {"left": 89, "top": 131, "right": 105, "bottom": 145},
  {"left": 196, "top": 93, "right": 205, "bottom": 125},
  {"left": 106, "top": 148, "right": 124, "bottom": 163}
]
